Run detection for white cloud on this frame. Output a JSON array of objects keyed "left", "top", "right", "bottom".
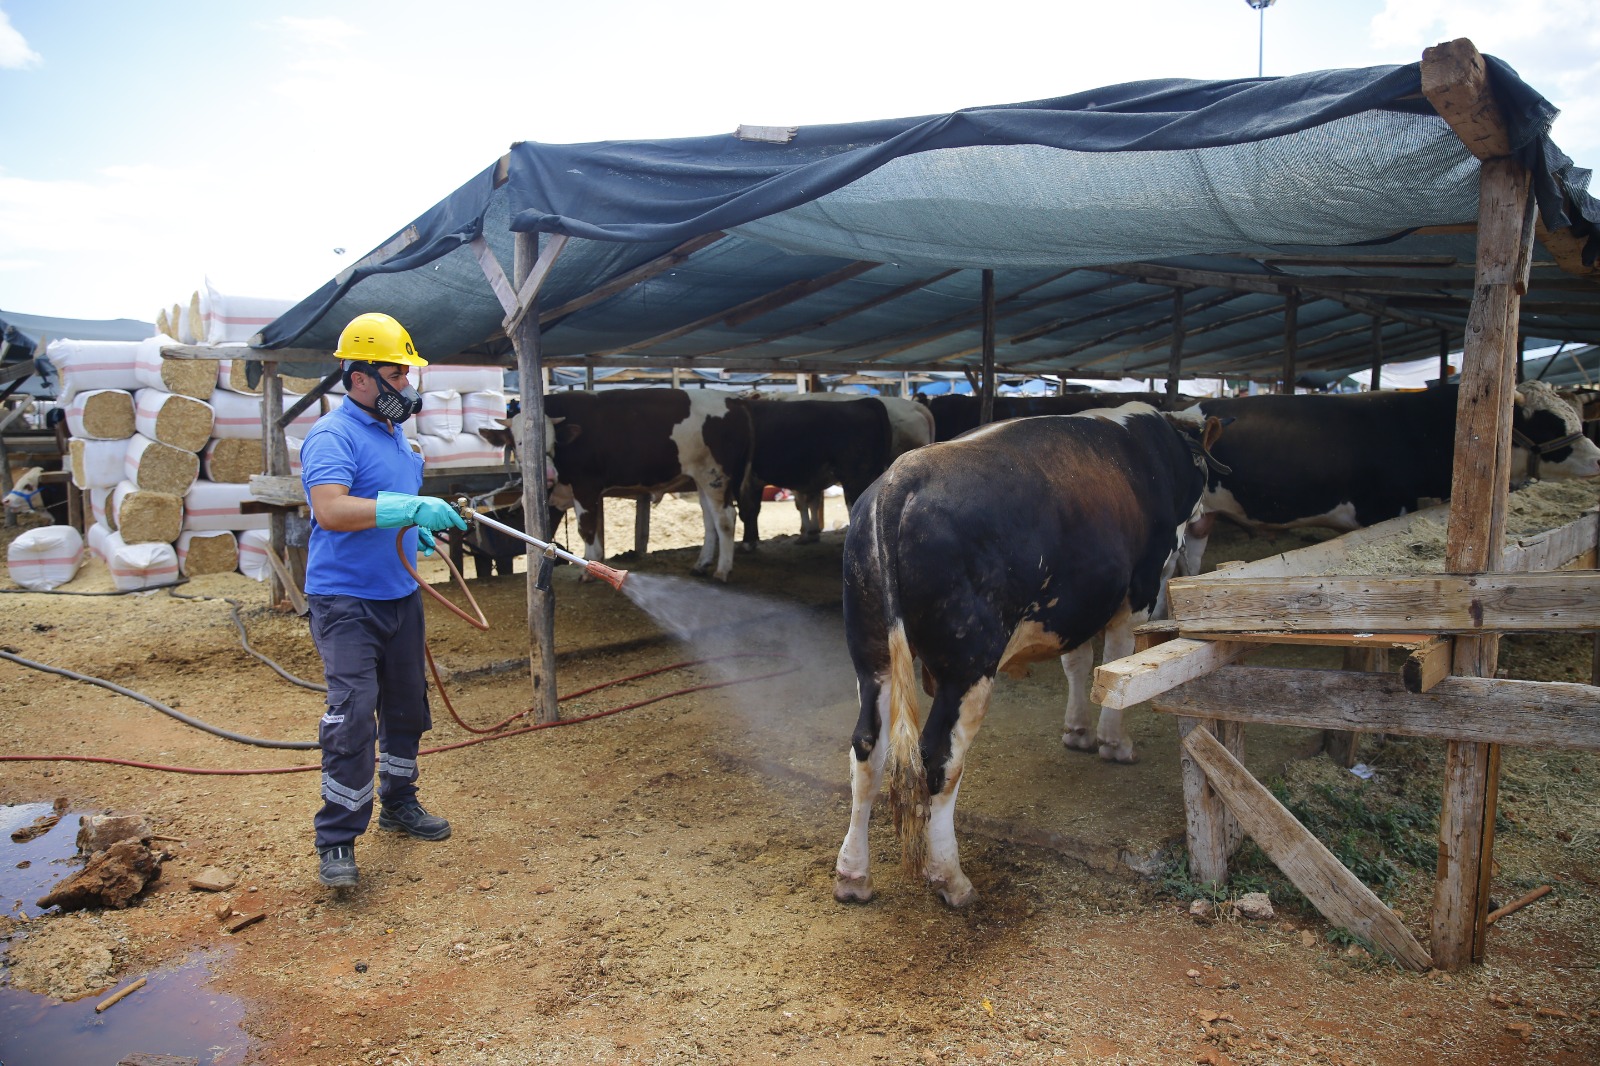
[
  {"left": 275, "top": 16, "right": 358, "bottom": 50},
  {"left": 0, "top": 8, "right": 42, "bottom": 69}
]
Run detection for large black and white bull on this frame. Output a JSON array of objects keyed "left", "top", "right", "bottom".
[
  {"left": 540, "top": 388, "right": 753, "bottom": 582},
  {"left": 834, "top": 402, "right": 1224, "bottom": 907},
  {"left": 739, "top": 392, "right": 933, "bottom": 543},
  {"left": 920, "top": 392, "right": 1180, "bottom": 442},
  {"left": 1173, "top": 381, "right": 1600, "bottom": 572},
  {"left": 736, "top": 396, "right": 895, "bottom": 548}
]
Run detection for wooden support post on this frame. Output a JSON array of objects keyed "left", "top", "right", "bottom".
[
  {"left": 1177, "top": 716, "right": 1230, "bottom": 886},
  {"left": 979, "top": 269, "right": 996, "bottom": 426},
  {"left": 1281, "top": 289, "right": 1299, "bottom": 393},
  {"left": 260, "top": 361, "right": 292, "bottom": 611},
  {"left": 513, "top": 231, "right": 560, "bottom": 724},
  {"left": 634, "top": 495, "right": 650, "bottom": 556},
  {"left": 0, "top": 432, "right": 12, "bottom": 529},
  {"left": 1370, "top": 316, "right": 1383, "bottom": 391},
  {"left": 585, "top": 366, "right": 595, "bottom": 391},
  {"left": 1167, "top": 289, "right": 1185, "bottom": 404}
]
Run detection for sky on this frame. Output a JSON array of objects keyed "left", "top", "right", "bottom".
[{"left": 1, "top": 0, "right": 1596, "bottom": 323}]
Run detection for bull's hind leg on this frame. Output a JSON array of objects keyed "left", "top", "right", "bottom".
[
  {"left": 1060, "top": 643, "right": 1098, "bottom": 753},
  {"left": 923, "top": 676, "right": 994, "bottom": 908},
  {"left": 1095, "top": 610, "right": 1138, "bottom": 763},
  {"left": 835, "top": 675, "right": 888, "bottom": 903}
]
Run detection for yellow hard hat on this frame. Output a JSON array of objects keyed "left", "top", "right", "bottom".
[{"left": 334, "top": 312, "right": 427, "bottom": 367}]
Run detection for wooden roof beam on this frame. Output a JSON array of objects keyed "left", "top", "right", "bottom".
[
  {"left": 537, "top": 231, "right": 729, "bottom": 325},
  {"left": 591, "top": 260, "right": 883, "bottom": 357},
  {"left": 1014, "top": 291, "right": 1245, "bottom": 367},
  {"left": 1082, "top": 298, "right": 1282, "bottom": 372}
]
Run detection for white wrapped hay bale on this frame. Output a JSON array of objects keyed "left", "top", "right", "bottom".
[
  {"left": 200, "top": 281, "right": 293, "bottom": 345},
  {"left": 419, "top": 432, "right": 509, "bottom": 471},
  {"left": 6, "top": 525, "right": 85, "bottom": 590},
  {"left": 416, "top": 391, "right": 463, "bottom": 438},
  {"left": 70, "top": 437, "right": 131, "bottom": 490},
  {"left": 133, "top": 336, "right": 216, "bottom": 399},
  {"left": 176, "top": 530, "right": 239, "bottom": 575},
  {"left": 420, "top": 365, "right": 503, "bottom": 394},
  {"left": 89, "top": 487, "right": 112, "bottom": 529},
  {"left": 111, "top": 480, "right": 184, "bottom": 544},
  {"left": 216, "top": 354, "right": 260, "bottom": 394},
  {"left": 53, "top": 339, "right": 143, "bottom": 400},
  {"left": 134, "top": 388, "right": 215, "bottom": 452},
  {"left": 103, "top": 531, "right": 179, "bottom": 591},
  {"left": 183, "top": 479, "right": 269, "bottom": 532},
  {"left": 237, "top": 528, "right": 271, "bottom": 580},
  {"left": 123, "top": 433, "right": 200, "bottom": 495},
  {"left": 201, "top": 437, "right": 264, "bottom": 483},
  {"left": 286, "top": 435, "right": 304, "bottom": 476},
  {"left": 209, "top": 389, "right": 318, "bottom": 439},
  {"left": 65, "top": 388, "right": 136, "bottom": 440},
  {"left": 461, "top": 390, "right": 509, "bottom": 435},
  {"left": 87, "top": 520, "right": 113, "bottom": 561}
]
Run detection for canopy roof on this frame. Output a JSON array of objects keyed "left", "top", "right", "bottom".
[{"left": 257, "top": 52, "right": 1600, "bottom": 382}]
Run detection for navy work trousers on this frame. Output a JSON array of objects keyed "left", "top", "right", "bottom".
[{"left": 308, "top": 591, "right": 431, "bottom": 850}]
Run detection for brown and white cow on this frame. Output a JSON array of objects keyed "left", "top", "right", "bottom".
[
  {"left": 1172, "top": 380, "right": 1600, "bottom": 573},
  {"left": 834, "top": 402, "right": 1223, "bottom": 907},
  {"left": 740, "top": 392, "right": 933, "bottom": 542},
  {"left": 538, "top": 388, "right": 752, "bottom": 582},
  {"left": 735, "top": 396, "right": 895, "bottom": 547}
]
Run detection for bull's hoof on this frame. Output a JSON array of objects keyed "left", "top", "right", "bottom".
[
  {"left": 931, "top": 874, "right": 976, "bottom": 909},
  {"left": 576, "top": 571, "right": 596, "bottom": 584},
  {"left": 797, "top": 531, "right": 821, "bottom": 544},
  {"left": 1098, "top": 741, "right": 1138, "bottom": 764},
  {"left": 688, "top": 563, "right": 711, "bottom": 577},
  {"left": 712, "top": 570, "right": 731, "bottom": 584},
  {"left": 1062, "top": 728, "right": 1097, "bottom": 754},
  {"left": 833, "top": 872, "right": 874, "bottom": 903}
]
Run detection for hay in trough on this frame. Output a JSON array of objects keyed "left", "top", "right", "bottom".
[
  {"left": 202, "top": 437, "right": 265, "bottom": 483},
  {"left": 123, "top": 433, "right": 200, "bottom": 495}
]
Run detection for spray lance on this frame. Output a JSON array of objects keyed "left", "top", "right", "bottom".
[{"left": 453, "top": 496, "right": 628, "bottom": 592}]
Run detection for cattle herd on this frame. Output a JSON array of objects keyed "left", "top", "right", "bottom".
[{"left": 484, "top": 381, "right": 1600, "bottom": 907}]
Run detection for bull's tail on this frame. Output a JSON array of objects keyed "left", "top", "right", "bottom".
[
  {"left": 733, "top": 398, "right": 758, "bottom": 506},
  {"left": 874, "top": 468, "right": 929, "bottom": 877},
  {"left": 885, "top": 620, "right": 929, "bottom": 876}
]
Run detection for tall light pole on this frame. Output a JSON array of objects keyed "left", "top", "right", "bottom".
[{"left": 1246, "top": 0, "right": 1278, "bottom": 77}]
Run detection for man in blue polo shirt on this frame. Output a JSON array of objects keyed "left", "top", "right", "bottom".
[{"left": 300, "top": 312, "right": 468, "bottom": 890}]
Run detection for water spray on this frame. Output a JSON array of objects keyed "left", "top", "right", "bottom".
[{"left": 454, "top": 496, "right": 629, "bottom": 591}]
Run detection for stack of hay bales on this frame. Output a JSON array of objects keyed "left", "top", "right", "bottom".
[{"left": 46, "top": 311, "right": 510, "bottom": 590}]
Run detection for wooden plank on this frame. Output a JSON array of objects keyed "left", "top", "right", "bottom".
[
  {"left": 1151, "top": 666, "right": 1600, "bottom": 751},
  {"left": 162, "top": 344, "right": 334, "bottom": 361},
  {"left": 1182, "top": 727, "right": 1432, "bottom": 970},
  {"left": 1183, "top": 506, "right": 1451, "bottom": 581},
  {"left": 275, "top": 369, "right": 340, "bottom": 430},
  {"left": 470, "top": 235, "right": 520, "bottom": 318},
  {"left": 248, "top": 475, "right": 307, "bottom": 507},
  {"left": 1166, "top": 571, "right": 1600, "bottom": 633},
  {"left": 506, "top": 233, "right": 571, "bottom": 333},
  {"left": 1504, "top": 511, "right": 1599, "bottom": 573},
  {"left": 1326, "top": 646, "right": 1387, "bottom": 768},
  {"left": 262, "top": 547, "right": 308, "bottom": 617},
  {"left": 1177, "top": 717, "right": 1230, "bottom": 886},
  {"left": 634, "top": 495, "right": 650, "bottom": 557},
  {"left": 0, "top": 360, "right": 34, "bottom": 385},
  {"left": 1179, "top": 631, "right": 1435, "bottom": 648},
  {"left": 261, "top": 363, "right": 290, "bottom": 611},
  {"left": 1091, "top": 636, "right": 1250, "bottom": 710},
  {"left": 1402, "top": 637, "right": 1453, "bottom": 694}
]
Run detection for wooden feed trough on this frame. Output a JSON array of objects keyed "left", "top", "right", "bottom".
[{"left": 1095, "top": 39, "right": 1600, "bottom": 972}]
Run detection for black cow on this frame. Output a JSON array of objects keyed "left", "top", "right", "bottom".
[
  {"left": 920, "top": 392, "right": 1182, "bottom": 442},
  {"left": 735, "top": 396, "right": 893, "bottom": 548},
  {"left": 833, "top": 402, "right": 1224, "bottom": 907},
  {"left": 1174, "top": 380, "right": 1600, "bottom": 572}
]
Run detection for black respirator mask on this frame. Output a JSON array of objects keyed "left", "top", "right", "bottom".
[{"left": 348, "top": 362, "right": 423, "bottom": 425}]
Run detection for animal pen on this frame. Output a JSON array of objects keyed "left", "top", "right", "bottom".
[{"left": 166, "top": 39, "right": 1600, "bottom": 971}]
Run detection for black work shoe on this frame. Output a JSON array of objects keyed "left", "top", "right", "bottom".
[
  {"left": 318, "top": 845, "right": 358, "bottom": 888},
  {"left": 377, "top": 800, "right": 452, "bottom": 841}
]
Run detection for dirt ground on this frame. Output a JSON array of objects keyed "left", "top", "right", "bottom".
[{"left": 2, "top": 494, "right": 1599, "bottom": 1065}]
